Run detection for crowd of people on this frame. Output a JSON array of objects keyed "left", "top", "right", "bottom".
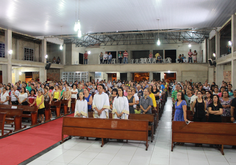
[
  {"left": 0, "top": 78, "right": 235, "bottom": 125},
  {"left": 171, "top": 79, "right": 236, "bottom": 123}
]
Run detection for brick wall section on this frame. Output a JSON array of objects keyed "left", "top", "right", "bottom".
[{"left": 47, "top": 69, "right": 60, "bottom": 81}]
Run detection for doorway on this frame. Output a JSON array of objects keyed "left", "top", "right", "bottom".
[
  {"left": 107, "top": 73, "right": 117, "bottom": 81},
  {"left": 79, "top": 53, "right": 83, "bottom": 64},
  {"left": 164, "top": 73, "right": 176, "bottom": 81},
  {"left": 133, "top": 73, "right": 149, "bottom": 82},
  {"left": 0, "top": 71, "right": 2, "bottom": 83},
  {"left": 165, "top": 50, "right": 176, "bottom": 63}
]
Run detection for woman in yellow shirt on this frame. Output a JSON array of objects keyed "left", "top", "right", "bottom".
[
  {"left": 148, "top": 87, "right": 157, "bottom": 110},
  {"left": 53, "top": 86, "right": 60, "bottom": 101},
  {"left": 33, "top": 90, "right": 45, "bottom": 123}
]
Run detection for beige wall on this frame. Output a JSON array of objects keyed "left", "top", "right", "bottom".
[{"left": 71, "top": 42, "right": 204, "bottom": 65}]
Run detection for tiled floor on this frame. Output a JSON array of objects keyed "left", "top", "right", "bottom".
[{"left": 27, "top": 98, "right": 235, "bottom": 165}]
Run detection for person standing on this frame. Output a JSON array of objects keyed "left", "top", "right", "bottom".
[
  {"left": 188, "top": 49, "right": 193, "bottom": 63},
  {"left": 108, "top": 52, "right": 112, "bottom": 64},
  {"left": 149, "top": 51, "right": 153, "bottom": 63},
  {"left": 231, "top": 90, "right": 236, "bottom": 123},
  {"left": 18, "top": 87, "right": 28, "bottom": 105},
  {"left": 191, "top": 91, "right": 206, "bottom": 122},
  {"left": 0, "top": 87, "right": 9, "bottom": 105},
  {"left": 220, "top": 91, "right": 232, "bottom": 117},
  {"left": 140, "top": 89, "right": 153, "bottom": 114},
  {"left": 33, "top": 90, "right": 45, "bottom": 123},
  {"left": 71, "top": 84, "right": 78, "bottom": 100},
  {"left": 127, "top": 88, "right": 135, "bottom": 114},
  {"left": 74, "top": 92, "right": 88, "bottom": 118},
  {"left": 208, "top": 95, "right": 223, "bottom": 122},
  {"left": 103, "top": 52, "right": 108, "bottom": 64},
  {"left": 84, "top": 51, "right": 88, "bottom": 64},
  {"left": 10, "top": 85, "right": 20, "bottom": 105},
  {"left": 123, "top": 50, "right": 128, "bottom": 64},
  {"left": 99, "top": 52, "right": 103, "bottom": 64},
  {"left": 193, "top": 50, "right": 197, "bottom": 63},
  {"left": 112, "top": 87, "right": 129, "bottom": 119},
  {"left": 84, "top": 87, "right": 93, "bottom": 112},
  {"left": 92, "top": 84, "right": 110, "bottom": 118},
  {"left": 118, "top": 51, "right": 123, "bottom": 64},
  {"left": 174, "top": 92, "right": 188, "bottom": 122}
]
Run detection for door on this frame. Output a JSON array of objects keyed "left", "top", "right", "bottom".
[
  {"left": 79, "top": 53, "right": 83, "bottom": 64},
  {"left": 165, "top": 50, "right": 176, "bottom": 63}
]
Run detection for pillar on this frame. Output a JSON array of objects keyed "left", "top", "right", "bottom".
[
  {"left": 3, "top": 29, "right": 12, "bottom": 84},
  {"left": 176, "top": 71, "right": 182, "bottom": 82},
  {"left": 216, "top": 65, "right": 223, "bottom": 86},
  {"left": 41, "top": 39, "right": 47, "bottom": 63},
  {"left": 160, "top": 72, "right": 164, "bottom": 81},
  {"left": 231, "top": 60, "right": 236, "bottom": 88},
  {"left": 207, "top": 39, "right": 210, "bottom": 61},
  {"left": 127, "top": 72, "right": 131, "bottom": 81},
  {"left": 215, "top": 31, "right": 220, "bottom": 59},
  {"left": 149, "top": 72, "right": 153, "bottom": 82},
  {"left": 208, "top": 67, "right": 215, "bottom": 84},
  {"left": 231, "top": 14, "right": 236, "bottom": 53},
  {"left": 62, "top": 44, "right": 66, "bottom": 65},
  {"left": 163, "top": 49, "right": 165, "bottom": 60},
  {"left": 117, "top": 72, "right": 120, "bottom": 80},
  {"left": 39, "top": 67, "right": 47, "bottom": 83}
]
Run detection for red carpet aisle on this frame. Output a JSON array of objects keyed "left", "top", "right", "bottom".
[{"left": 0, "top": 115, "right": 73, "bottom": 165}]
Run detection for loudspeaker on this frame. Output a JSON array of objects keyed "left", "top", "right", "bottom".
[{"left": 45, "top": 62, "right": 51, "bottom": 70}]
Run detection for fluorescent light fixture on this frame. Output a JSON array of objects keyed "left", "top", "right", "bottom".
[
  {"left": 157, "top": 38, "right": 161, "bottom": 46},
  {"left": 168, "top": 70, "right": 170, "bottom": 73},
  {"left": 88, "top": 51, "right": 91, "bottom": 55},
  {"left": 188, "top": 44, "right": 191, "bottom": 48},
  {"left": 228, "top": 41, "right": 232, "bottom": 46},
  {"left": 45, "top": 54, "right": 48, "bottom": 59},
  {"left": 59, "top": 44, "right": 63, "bottom": 50},
  {"left": 213, "top": 53, "right": 216, "bottom": 57},
  {"left": 8, "top": 50, "right": 13, "bottom": 55},
  {"left": 19, "top": 71, "right": 22, "bottom": 75}
]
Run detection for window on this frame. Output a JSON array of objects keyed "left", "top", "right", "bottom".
[
  {"left": 24, "top": 48, "right": 34, "bottom": 61},
  {"left": 0, "top": 43, "right": 5, "bottom": 58}
]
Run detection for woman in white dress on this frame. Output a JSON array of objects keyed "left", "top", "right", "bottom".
[
  {"left": 0, "top": 87, "right": 9, "bottom": 105},
  {"left": 74, "top": 92, "right": 88, "bottom": 118},
  {"left": 112, "top": 87, "right": 129, "bottom": 119}
]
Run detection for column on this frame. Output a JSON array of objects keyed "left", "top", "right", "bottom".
[
  {"left": 3, "top": 29, "right": 12, "bottom": 84},
  {"left": 216, "top": 65, "right": 223, "bottom": 86},
  {"left": 231, "top": 60, "right": 236, "bottom": 88},
  {"left": 41, "top": 39, "right": 47, "bottom": 63},
  {"left": 62, "top": 44, "right": 66, "bottom": 65},
  {"left": 127, "top": 72, "right": 131, "bottom": 81},
  {"left": 16, "top": 40, "right": 20, "bottom": 60},
  {"left": 39, "top": 67, "right": 47, "bottom": 82},
  {"left": 149, "top": 72, "right": 153, "bottom": 82},
  {"left": 117, "top": 72, "right": 120, "bottom": 80},
  {"left": 231, "top": 14, "right": 236, "bottom": 53},
  {"left": 208, "top": 67, "right": 215, "bottom": 84},
  {"left": 215, "top": 31, "right": 220, "bottom": 59},
  {"left": 128, "top": 50, "right": 131, "bottom": 64},
  {"left": 207, "top": 39, "right": 210, "bottom": 61},
  {"left": 160, "top": 72, "right": 164, "bottom": 81},
  {"left": 163, "top": 49, "right": 165, "bottom": 61},
  {"left": 176, "top": 71, "right": 182, "bottom": 82},
  {"left": 203, "top": 39, "right": 207, "bottom": 63},
  {"left": 15, "top": 69, "right": 20, "bottom": 82}
]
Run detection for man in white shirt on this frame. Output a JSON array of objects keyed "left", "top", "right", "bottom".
[
  {"left": 10, "top": 86, "right": 20, "bottom": 105},
  {"left": 92, "top": 84, "right": 110, "bottom": 119},
  {"left": 103, "top": 52, "right": 108, "bottom": 64}
]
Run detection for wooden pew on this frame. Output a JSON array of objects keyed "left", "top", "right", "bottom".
[
  {"left": 0, "top": 112, "right": 12, "bottom": 136},
  {"left": 71, "top": 98, "right": 76, "bottom": 113},
  {"left": 171, "top": 121, "right": 236, "bottom": 155},
  {"left": 62, "top": 117, "right": 149, "bottom": 150},
  {"left": 187, "top": 111, "right": 231, "bottom": 123},
  {"left": 0, "top": 105, "right": 38, "bottom": 126},
  {"left": 50, "top": 100, "right": 62, "bottom": 117},
  {"left": 61, "top": 100, "right": 69, "bottom": 115},
  {"left": 129, "top": 114, "right": 154, "bottom": 142},
  {"left": 0, "top": 108, "right": 23, "bottom": 131}
]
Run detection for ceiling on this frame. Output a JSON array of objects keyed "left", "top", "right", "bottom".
[{"left": 0, "top": 0, "right": 236, "bottom": 36}]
